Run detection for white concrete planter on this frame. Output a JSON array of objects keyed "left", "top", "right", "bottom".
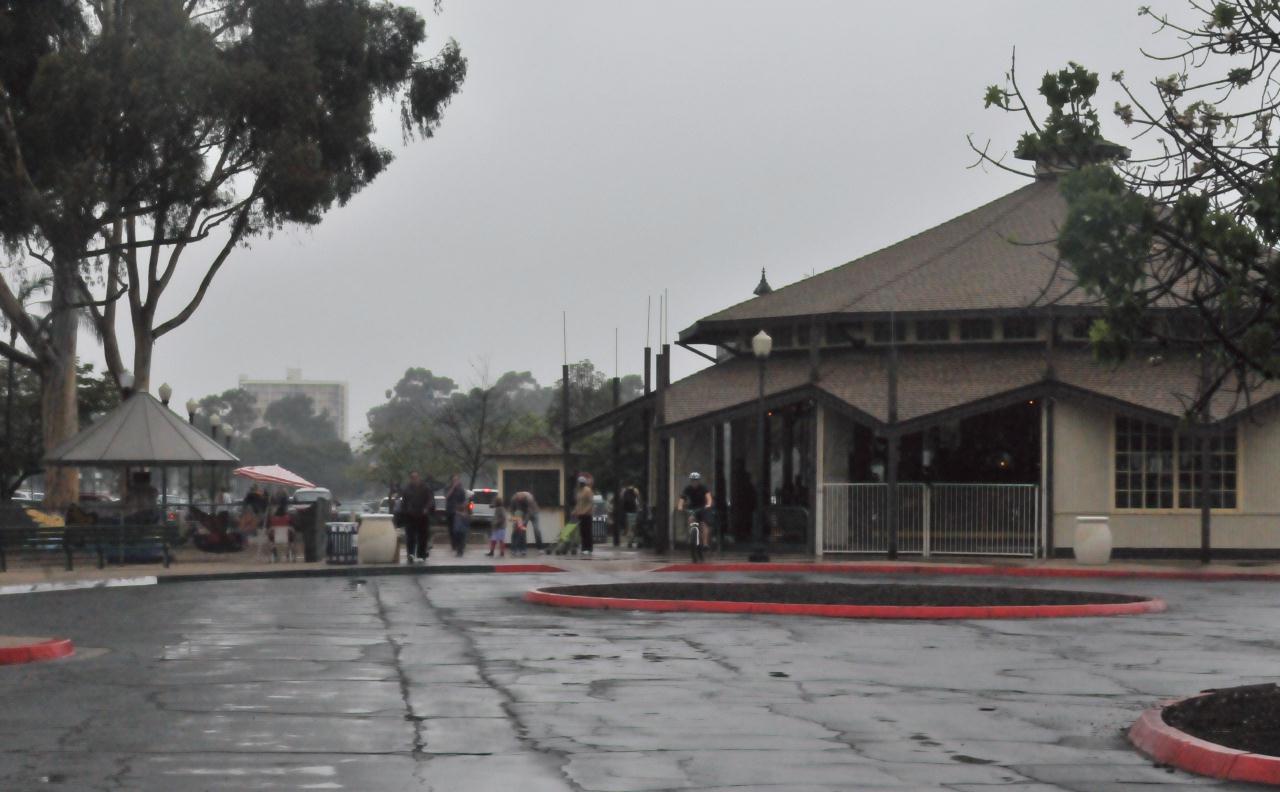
[
  {"left": 1074, "top": 515, "right": 1112, "bottom": 565},
  {"left": 357, "top": 514, "right": 398, "bottom": 564}
]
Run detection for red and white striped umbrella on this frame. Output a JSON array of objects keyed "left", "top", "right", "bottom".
[{"left": 232, "top": 465, "right": 315, "bottom": 489}]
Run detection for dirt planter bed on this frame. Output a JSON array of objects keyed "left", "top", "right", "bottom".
[
  {"left": 1130, "top": 684, "right": 1280, "bottom": 785},
  {"left": 524, "top": 582, "right": 1166, "bottom": 619}
]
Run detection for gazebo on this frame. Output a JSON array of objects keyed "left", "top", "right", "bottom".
[{"left": 44, "top": 391, "right": 240, "bottom": 512}]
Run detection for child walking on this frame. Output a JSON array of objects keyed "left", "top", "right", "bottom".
[
  {"left": 486, "top": 496, "right": 507, "bottom": 557},
  {"left": 510, "top": 509, "right": 529, "bottom": 557}
]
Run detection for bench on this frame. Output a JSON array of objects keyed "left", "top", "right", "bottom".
[
  {"left": 0, "top": 523, "right": 174, "bottom": 571},
  {"left": 0, "top": 526, "right": 92, "bottom": 571},
  {"left": 83, "top": 523, "right": 175, "bottom": 568}
]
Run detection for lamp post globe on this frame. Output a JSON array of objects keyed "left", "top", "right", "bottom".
[
  {"left": 209, "top": 412, "right": 221, "bottom": 440},
  {"left": 750, "top": 329, "right": 772, "bottom": 562},
  {"left": 752, "top": 329, "right": 773, "bottom": 360},
  {"left": 185, "top": 399, "right": 199, "bottom": 424},
  {"left": 158, "top": 383, "right": 173, "bottom": 405}
]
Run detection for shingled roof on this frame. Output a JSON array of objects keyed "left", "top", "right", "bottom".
[
  {"left": 662, "top": 346, "right": 1279, "bottom": 430},
  {"left": 680, "top": 179, "right": 1086, "bottom": 342}
]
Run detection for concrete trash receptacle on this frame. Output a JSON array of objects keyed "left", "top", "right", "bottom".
[
  {"left": 358, "top": 514, "right": 398, "bottom": 564},
  {"left": 1074, "top": 515, "right": 1112, "bottom": 565}
]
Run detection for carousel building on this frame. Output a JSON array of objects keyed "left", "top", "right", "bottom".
[{"left": 579, "top": 169, "right": 1280, "bottom": 560}]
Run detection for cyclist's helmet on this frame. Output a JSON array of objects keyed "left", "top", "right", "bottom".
[{"left": 688, "top": 472, "right": 701, "bottom": 481}]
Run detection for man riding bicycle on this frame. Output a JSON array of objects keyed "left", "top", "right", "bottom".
[{"left": 677, "top": 472, "right": 713, "bottom": 550}]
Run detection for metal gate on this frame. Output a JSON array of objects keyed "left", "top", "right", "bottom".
[{"left": 822, "top": 483, "right": 1039, "bottom": 557}]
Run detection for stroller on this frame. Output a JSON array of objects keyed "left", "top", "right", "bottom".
[{"left": 550, "top": 519, "right": 581, "bottom": 555}]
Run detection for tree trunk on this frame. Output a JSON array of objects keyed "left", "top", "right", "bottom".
[
  {"left": 40, "top": 321, "right": 79, "bottom": 511},
  {"left": 40, "top": 274, "right": 79, "bottom": 510},
  {"left": 132, "top": 328, "right": 153, "bottom": 394}
]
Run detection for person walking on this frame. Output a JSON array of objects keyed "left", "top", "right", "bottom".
[
  {"left": 510, "top": 491, "right": 542, "bottom": 550},
  {"left": 486, "top": 495, "right": 507, "bottom": 557},
  {"left": 444, "top": 474, "right": 469, "bottom": 557},
  {"left": 621, "top": 484, "right": 641, "bottom": 548},
  {"left": 397, "top": 470, "right": 433, "bottom": 564},
  {"left": 574, "top": 475, "right": 595, "bottom": 557}
]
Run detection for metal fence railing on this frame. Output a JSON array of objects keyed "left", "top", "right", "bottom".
[{"left": 821, "top": 482, "right": 1039, "bottom": 558}]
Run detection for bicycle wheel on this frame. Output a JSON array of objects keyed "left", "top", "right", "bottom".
[{"left": 690, "top": 524, "right": 704, "bottom": 563}]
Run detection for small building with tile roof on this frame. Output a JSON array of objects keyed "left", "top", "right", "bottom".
[{"left": 601, "top": 171, "right": 1279, "bottom": 560}]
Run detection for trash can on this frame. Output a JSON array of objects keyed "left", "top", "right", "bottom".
[
  {"left": 301, "top": 498, "right": 331, "bottom": 562},
  {"left": 326, "top": 522, "right": 358, "bottom": 565},
  {"left": 357, "top": 513, "right": 398, "bottom": 564},
  {"left": 1074, "top": 515, "right": 1112, "bottom": 565}
]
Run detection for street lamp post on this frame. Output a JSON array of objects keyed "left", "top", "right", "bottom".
[
  {"left": 208, "top": 414, "right": 221, "bottom": 510},
  {"left": 158, "top": 383, "right": 173, "bottom": 407},
  {"left": 750, "top": 329, "right": 772, "bottom": 562},
  {"left": 185, "top": 399, "right": 198, "bottom": 508}
]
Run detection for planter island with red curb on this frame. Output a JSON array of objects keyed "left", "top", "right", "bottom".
[
  {"left": 653, "top": 561, "right": 1280, "bottom": 582},
  {"left": 0, "top": 636, "right": 74, "bottom": 665},
  {"left": 525, "top": 581, "right": 1166, "bottom": 619},
  {"left": 1130, "top": 684, "right": 1280, "bottom": 786}
]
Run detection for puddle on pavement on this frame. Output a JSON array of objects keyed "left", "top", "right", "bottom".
[
  {"left": 769, "top": 671, "right": 789, "bottom": 678},
  {"left": 951, "top": 755, "right": 996, "bottom": 764}
]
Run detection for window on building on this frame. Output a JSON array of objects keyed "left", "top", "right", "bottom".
[
  {"left": 1115, "top": 416, "right": 1174, "bottom": 509},
  {"left": 871, "top": 321, "right": 907, "bottom": 343},
  {"left": 1001, "top": 316, "right": 1037, "bottom": 340},
  {"left": 824, "top": 322, "right": 862, "bottom": 345},
  {"left": 1114, "top": 416, "right": 1238, "bottom": 510},
  {"left": 959, "top": 318, "right": 994, "bottom": 341},
  {"left": 1069, "top": 318, "right": 1093, "bottom": 339},
  {"left": 770, "top": 326, "right": 794, "bottom": 348},
  {"left": 1177, "top": 431, "right": 1239, "bottom": 509},
  {"left": 915, "top": 319, "right": 951, "bottom": 342},
  {"left": 797, "top": 324, "right": 812, "bottom": 347},
  {"left": 502, "top": 469, "right": 561, "bottom": 507}
]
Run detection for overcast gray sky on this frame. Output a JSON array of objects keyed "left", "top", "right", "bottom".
[{"left": 106, "top": 0, "right": 1180, "bottom": 439}]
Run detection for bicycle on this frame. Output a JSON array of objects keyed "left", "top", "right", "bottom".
[{"left": 687, "top": 511, "right": 705, "bottom": 564}]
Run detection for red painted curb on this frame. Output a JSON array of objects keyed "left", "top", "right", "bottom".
[
  {"left": 524, "top": 588, "right": 1165, "bottom": 619},
  {"left": 653, "top": 561, "right": 1280, "bottom": 582},
  {"left": 492, "top": 564, "right": 565, "bottom": 574},
  {"left": 0, "top": 638, "right": 75, "bottom": 666},
  {"left": 1129, "top": 697, "right": 1280, "bottom": 785}
]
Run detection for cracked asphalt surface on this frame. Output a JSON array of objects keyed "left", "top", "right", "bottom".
[{"left": 0, "top": 569, "right": 1272, "bottom": 790}]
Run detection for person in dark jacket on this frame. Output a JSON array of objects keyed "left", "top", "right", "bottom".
[
  {"left": 397, "top": 470, "right": 434, "bottom": 563},
  {"left": 444, "top": 474, "right": 469, "bottom": 556}
]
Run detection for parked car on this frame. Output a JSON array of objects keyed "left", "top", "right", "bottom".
[
  {"left": 292, "top": 487, "right": 332, "bottom": 505},
  {"left": 468, "top": 488, "right": 498, "bottom": 526}
]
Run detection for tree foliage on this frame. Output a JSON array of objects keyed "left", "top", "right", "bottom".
[
  {"left": 979, "top": 3, "right": 1280, "bottom": 412},
  {"left": 0, "top": 1, "right": 466, "bottom": 505},
  {"left": 0, "top": 362, "right": 117, "bottom": 501},
  {"left": 357, "top": 363, "right": 649, "bottom": 495}
]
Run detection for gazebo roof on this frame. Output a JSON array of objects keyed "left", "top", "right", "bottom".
[{"left": 45, "top": 392, "right": 240, "bottom": 467}]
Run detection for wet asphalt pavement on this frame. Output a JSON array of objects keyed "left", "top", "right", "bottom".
[{"left": 0, "top": 570, "right": 1273, "bottom": 791}]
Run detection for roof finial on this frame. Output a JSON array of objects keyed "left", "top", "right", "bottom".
[{"left": 754, "top": 268, "right": 772, "bottom": 297}]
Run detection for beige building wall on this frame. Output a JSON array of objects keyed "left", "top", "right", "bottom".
[
  {"left": 493, "top": 455, "right": 565, "bottom": 540},
  {"left": 1053, "top": 399, "right": 1280, "bottom": 551}
]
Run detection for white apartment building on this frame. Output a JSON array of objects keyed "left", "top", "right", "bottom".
[{"left": 239, "top": 369, "right": 349, "bottom": 441}]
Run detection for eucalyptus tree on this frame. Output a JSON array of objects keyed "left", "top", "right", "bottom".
[{"left": 0, "top": 1, "right": 465, "bottom": 505}]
